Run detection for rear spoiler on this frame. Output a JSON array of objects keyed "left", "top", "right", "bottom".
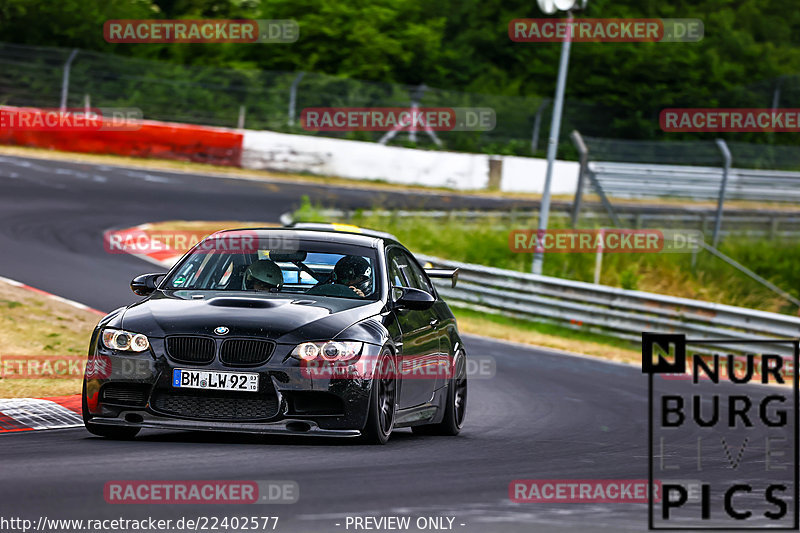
[{"left": 424, "top": 268, "right": 459, "bottom": 288}]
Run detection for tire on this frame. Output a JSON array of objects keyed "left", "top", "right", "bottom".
[
  {"left": 82, "top": 380, "right": 140, "bottom": 440},
  {"left": 361, "top": 348, "right": 397, "bottom": 445},
  {"left": 412, "top": 350, "right": 467, "bottom": 436}
]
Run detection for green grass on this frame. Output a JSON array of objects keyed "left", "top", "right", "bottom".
[{"left": 453, "top": 306, "right": 640, "bottom": 353}]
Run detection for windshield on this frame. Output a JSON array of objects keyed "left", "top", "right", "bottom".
[{"left": 163, "top": 239, "right": 380, "bottom": 300}]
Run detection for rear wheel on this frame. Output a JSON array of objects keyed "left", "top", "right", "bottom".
[
  {"left": 412, "top": 350, "right": 467, "bottom": 436},
  {"left": 82, "top": 380, "right": 140, "bottom": 440},
  {"left": 361, "top": 348, "right": 396, "bottom": 444}
]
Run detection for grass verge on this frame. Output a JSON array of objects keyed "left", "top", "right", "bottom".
[
  {"left": 453, "top": 307, "right": 640, "bottom": 364},
  {"left": 0, "top": 280, "right": 100, "bottom": 398}
]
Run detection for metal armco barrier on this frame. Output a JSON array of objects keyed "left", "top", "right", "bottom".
[
  {"left": 587, "top": 162, "right": 800, "bottom": 203},
  {"left": 417, "top": 254, "right": 800, "bottom": 357}
]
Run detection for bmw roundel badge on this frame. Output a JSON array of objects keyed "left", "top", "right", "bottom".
[{"left": 214, "top": 326, "right": 230, "bottom": 336}]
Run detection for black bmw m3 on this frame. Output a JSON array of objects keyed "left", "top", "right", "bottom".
[{"left": 82, "top": 225, "right": 467, "bottom": 444}]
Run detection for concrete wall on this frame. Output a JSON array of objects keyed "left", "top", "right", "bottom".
[
  {"left": 500, "top": 155, "right": 580, "bottom": 194},
  {"left": 241, "top": 130, "right": 579, "bottom": 194},
  {"left": 0, "top": 105, "right": 580, "bottom": 194}
]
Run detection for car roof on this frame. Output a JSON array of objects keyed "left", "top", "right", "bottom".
[{"left": 213, "top": 225, "right": 399, "bottom": 248}]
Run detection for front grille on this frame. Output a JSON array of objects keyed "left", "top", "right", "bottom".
[
  {"left": 152, "top": 389, "right": 279, "bottom": 420},
  {"left": 220, "top": 339, "right": 275, "bottom": 366},
  {"left": 166, "top": 336, "right": 215, "bottom": 364},
  {"left": 102, "top": 383, "right": 150, "bottom": 406}
]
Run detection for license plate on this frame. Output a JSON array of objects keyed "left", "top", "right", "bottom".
[{"left": 172, "top": 369, "right": 259, "bottom": 392}]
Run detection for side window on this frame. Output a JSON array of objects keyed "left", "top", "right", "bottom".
[
  {"left": 387, "top": 248, "right": 408, "bottom": 288},
  {"left": 399, "top": 250, "right": 434, "bottom": 294},
  {"left": 387, "top": 248, "right": 433, "bottom": 293}
]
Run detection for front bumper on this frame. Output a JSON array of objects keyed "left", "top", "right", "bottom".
[
  {"left": 88, "top": 412, "right": 361, "bottom": 437},
  {"left": 83, "top": 340, "right": 382, "bottom": 435}
]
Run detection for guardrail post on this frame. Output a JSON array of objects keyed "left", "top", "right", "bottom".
[
  {"left": 237, "top": 105, "right": 246, "bottom": 129},
  {"left": 570, "top": 130, "right": 589, "bottom": 228},
  {"left": 60, "top": 49, "right": 79, "bottom": 111},
  {"left": 772, "top": 76, "right": 783, "bottom": 110},
  {"left": 287, "top": 72, "right": 305, "bottom": 126},
  {"left": 488, "top": 155, "right": 502, "bottom": 190},
  {"left": 593, "top": 228, "right": 604, "bottom": 284},
  {"left": 712, "top": 139, "right": 732, "bottom": 248}
]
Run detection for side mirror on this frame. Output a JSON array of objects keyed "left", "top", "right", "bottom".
[
  {"left": 131, "top": 273, "right": 166, "bottom": 296},
  {"left": 393, "top": 287, "right": 435, "bottom": 311}
]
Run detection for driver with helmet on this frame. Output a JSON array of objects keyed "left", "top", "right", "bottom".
[
  {"left": 330, "top": 255, "right": 372, "bottom": 297},
  {"left": 243, "top": 259, "right": 284, "bottom": 291}
]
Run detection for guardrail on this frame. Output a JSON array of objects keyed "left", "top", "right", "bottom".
[
  {"left": 417, "top": 254, "right": 800, "bottom": 357},
  {"left": 588, "top": 162, "right": 800, "bottom": 203}
]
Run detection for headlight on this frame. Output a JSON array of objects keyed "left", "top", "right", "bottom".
[
  {"left": 101, "top": 329, "right": 150, "bottom": 352},
  {"left": 291, "top": 341, "right": 362, "bottom": 362}
]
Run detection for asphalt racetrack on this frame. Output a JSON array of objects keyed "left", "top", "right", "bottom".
[{"left": 0, "top": 154, "right": 794, "bottom": 533}]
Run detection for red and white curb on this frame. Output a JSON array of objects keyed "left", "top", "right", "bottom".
[
  {"left": 0, "top": 396, "right": 83, "bottom": 433},
  {"left": 0, "top": 275, "right": 105, "bottom": 316}
]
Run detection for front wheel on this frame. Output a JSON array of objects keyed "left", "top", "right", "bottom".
[
  {"left": 361, "top": 348, "right": 396, "bottom": 445},
  {"left": 412, "top": 351, "right": 467, "bottom": 436}
]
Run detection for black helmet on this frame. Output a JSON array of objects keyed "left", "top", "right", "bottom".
[{"left": 333, "top": 255, "right": 372, "bottom": 295}]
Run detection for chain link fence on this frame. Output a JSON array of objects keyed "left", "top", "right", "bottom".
[
  {"left": 581, "top": 135, "right": 800, "bottom": 171},
  {"left": 0, "top": 42, "right": 554, "bottom": 155}
]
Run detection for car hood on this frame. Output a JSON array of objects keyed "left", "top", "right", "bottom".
[{"left": 118, "top": 290, "right": 385, "bottom": 344}]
